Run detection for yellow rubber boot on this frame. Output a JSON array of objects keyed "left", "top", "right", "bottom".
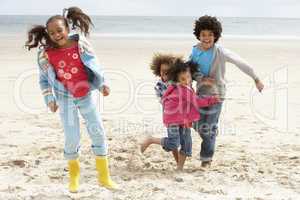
[
  {"left": 95, "top": 156, "right": 117, "bottom": 190},
  {"left": 68, "top": 159, "right": 80, "bottom": 193}
]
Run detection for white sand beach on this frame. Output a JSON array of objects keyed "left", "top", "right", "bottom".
[{"left": 0, "top": 35, "right": 299, "bottom": 199}]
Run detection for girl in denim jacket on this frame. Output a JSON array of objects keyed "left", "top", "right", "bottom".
[{"left": 25, "top": 7, "right": 116, "bottom": 192}]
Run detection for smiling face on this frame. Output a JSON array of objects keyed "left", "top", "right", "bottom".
[
  {"left": 160, "top": 64, "right": 170, "bottom": 82},
  {"left": 47, "top": 19, "right": 70, "bottom": 48},
  {"left": 199, "top": 30, "right": 215, "bottom": 51},
  {"left": 178, "top": 70, "right": 192, "bottom": 86}
]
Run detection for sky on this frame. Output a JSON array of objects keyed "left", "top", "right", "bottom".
[{"left": 1, "top": 0, "right": 300, "bottom": 18}]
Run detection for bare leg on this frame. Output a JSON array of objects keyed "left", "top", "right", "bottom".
[
  {"left": 140, "top": 136, "right": 161, "bottom": 153},
  {"left": 177, "top": 153, "right": 187, "bottom": 171},
  {"left": 172, "top": 150, "right": 179, "bottom": 163}
]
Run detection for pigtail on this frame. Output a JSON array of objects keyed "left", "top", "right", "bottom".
[
  {"left": 64, "top": 7, "right": 93, "bottom": 36},
  {"left": 25, "top": 25, "right": 51, "bottom": 50}
]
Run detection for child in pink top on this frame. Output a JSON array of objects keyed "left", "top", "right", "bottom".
[{"left": 141, "top": 59, "right": 219, "bottom": 170}]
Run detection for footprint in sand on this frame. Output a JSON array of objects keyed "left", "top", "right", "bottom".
[
  {"left": 114, "top": 156, "right": 127, "bottom": 161},
  {"left": 23, "top": 172, "right": 35, "bottom": 182},
  {"left": 144, "top": 162, "right": 151, "bottom": 168},
  {"left": 289, "top": 156, "right": 299, "bottom": 160},
  {"left": 11, "top": 160, "right": 26, "bottom": 168},
  {"left": 122, "top": 176, "right": 132, "bottom": 181},
  {"left": 41, "top": 146, "right": 57, "bottom": 151},
  {"left": 119, "top": 148, "right": 128, "bottom": 153}
]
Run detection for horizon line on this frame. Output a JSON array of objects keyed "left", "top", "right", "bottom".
[{"left": 0, "top": 14, "right": 300, "bottom": 19}]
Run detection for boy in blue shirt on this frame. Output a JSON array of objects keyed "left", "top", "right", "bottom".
[{"left": 190, "top": 15, "right": 264, "bottom": 167}]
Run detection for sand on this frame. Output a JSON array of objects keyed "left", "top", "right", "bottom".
[{"left": 0, "top": 34, "right": 299, "bottom": 199}]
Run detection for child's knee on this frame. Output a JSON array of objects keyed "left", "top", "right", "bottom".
[{"left": 162, "top": 136, "right": 180, "bottom": 152}]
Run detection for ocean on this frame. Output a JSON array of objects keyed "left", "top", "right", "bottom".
[{"left": 0, "top": 15, "right": 300, "bottom": 39}]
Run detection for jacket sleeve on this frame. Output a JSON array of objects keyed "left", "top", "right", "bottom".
[
  {"left": 37, "top": 50, "right": 56, "bottom": 106},
  {"left": 154, "top": 86, "right": 163, "bottom": 104},
  {"left": 87, "top": 53, "right": 107, "bottom": 91},
  {"left": 154, "top": 80, "right": 168, "bottom": 104},
  {"left": 80, "top": 35, "right": 107, "bottom": 90},
  {"left": 223, "top": 47, "right": 259, "bottom": 81},
  {"left": 181, "top": 87, "right": 217, "bottom": 108}
]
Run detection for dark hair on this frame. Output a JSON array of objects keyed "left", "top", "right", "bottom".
[
  {"left": 150, "top": 53, "right": 178, "bottom": 77},
  {"left": 25, "top": 7, "right": 93, "bottom": 50},
  {"left": 185, "top": 60, "right": 198, "bottom": 76},
  {"left": 168, "top": 59, "right": 197, "bottom": 82},
  {"left": 193, "top": 15, "right": 222, "bottom": 43}
]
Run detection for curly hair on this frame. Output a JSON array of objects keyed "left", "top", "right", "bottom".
[
  {"left": 185, "top": 60, "right": 199, "bottom": 76},
  {"left": 193, "top": 15, "right": 222, "bottom": 43},
  {"left": 150, "top": 53, "right": 179, "bottom": 77},
  {"left": 168, "top": 59, "right": 196, "bottom": 82}
]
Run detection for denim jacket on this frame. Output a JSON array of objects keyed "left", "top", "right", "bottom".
[{"left": 37, "top": 34, "right": 106, "bottom": 106}]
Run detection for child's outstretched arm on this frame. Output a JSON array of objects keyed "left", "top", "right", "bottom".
[
  {"left": 223, "top": 48, "right": 264, "bottom": 92},
  {"left": 181, "top": 87, "right": 220, "bottom": 108}
]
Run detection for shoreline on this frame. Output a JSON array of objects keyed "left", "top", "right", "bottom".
[{"left": 2, "top": 32, "right": 300, "bottom": 41}]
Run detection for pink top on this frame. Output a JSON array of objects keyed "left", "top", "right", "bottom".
[
  {"left": 46, "top": 44, "right": 90, "bottom": 98},
  {"left": 162, "top": 84, "right": 219, "bottom": 127}
]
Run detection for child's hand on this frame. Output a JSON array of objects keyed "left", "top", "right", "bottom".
[
  {"left": 214, "top": 95, "right": 221, "bottom": 103},
  {"left": 206, "top": 95, "right": 222, "bottom": 106},
  {"left": 255, "top": 79, "right": 264, "bottom": 93},
  {"left": 213, "top": 94, "right": 223, "bottom": 104},
  {"left": 101, "top": 85, "right": 110, "bottom": 96},
  {"left": 202, "top": 77, "right": 215, "bottom": 86},
  {"left": 48, "top": 101, "right": 58, "bottom": 113}
]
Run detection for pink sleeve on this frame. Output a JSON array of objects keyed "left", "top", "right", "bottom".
[
  {"left": 180, "top": 86, "right": 219, "bottom": 108},
  {"left": 183, "top": 88, "right": 211, "bottom": 107},
  {"left": 197, "top": 96, "right": 219, "bottom": 108}
]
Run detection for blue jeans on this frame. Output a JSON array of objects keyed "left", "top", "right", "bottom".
[
  {"left": 56, "top": 93, "right": 107, "bottom": 160},
  {"left": 161, "top": 125, "right": 192, "bottom": 157},
  {"left": 193, "top": 103, "right": 223, "bottom": 161}
]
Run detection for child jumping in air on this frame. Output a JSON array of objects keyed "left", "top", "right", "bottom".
[
  {"left": 190, "top": 15, "right": 264, "bottom": 167},
  {"left": 25, "top": 7, "right": 117, "bottom": 192},
  {"left": 141, "top": 59, "right": 219, "bottom": 170},
  {"left": 142, "top": 53, "right": 179, "bottom": 163}
]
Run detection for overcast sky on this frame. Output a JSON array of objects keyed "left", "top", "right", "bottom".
[{"left": 1, "top": 0, "right": 300, "bottom": 18}]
